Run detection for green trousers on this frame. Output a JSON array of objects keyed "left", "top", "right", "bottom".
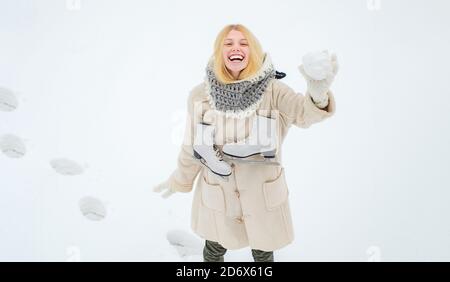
[{"left": 203, "top": 240, "right": 274, "bottom": 262}]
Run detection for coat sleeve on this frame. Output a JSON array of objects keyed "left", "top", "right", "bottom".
[
  {"left": 271, "top": 80, "right": 336, "bottom": 129},
  {"left": 167, "top": 86, "right": 203, "bottom": 193}
]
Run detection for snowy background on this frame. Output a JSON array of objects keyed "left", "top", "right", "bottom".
[{"left": 1, "top": 0, "right": 449, "bottom": 262}]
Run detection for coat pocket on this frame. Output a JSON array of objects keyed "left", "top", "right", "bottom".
[
  {"left": 262, "top": 168, "right": 289, "bottom": 211},
  {"left": 201, "top": 176, "right": 226, "bottom": 213}
]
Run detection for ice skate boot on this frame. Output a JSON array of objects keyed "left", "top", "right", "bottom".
[
  {"left": 222, "top": 115, "right": 280, "bottom": 165},
  {"left": 193, "top": 123, "right": 232, "bottom": 179}
]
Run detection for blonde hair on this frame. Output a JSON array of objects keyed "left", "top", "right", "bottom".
[{"left": 212, "top": 24, "right": 265, "bottom": 84}]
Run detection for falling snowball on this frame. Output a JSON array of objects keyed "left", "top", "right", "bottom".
[
  {"left": 166, "top": 229, "right": 203, "bottom": 257},
  {"left": 79, "top": 196, "right": 107, "bottom": 221},
  {"left": 0, "top": 134, "right": 26, "bottom": 158},
  {"left": 50, "top": 158, "right": 84, "bottom": 175},
  {"left": 302, "top": 51, "right": 333, "bottom": 80},
  {"left": 0, "top": 87, "right": 19, "bottom": 112}
]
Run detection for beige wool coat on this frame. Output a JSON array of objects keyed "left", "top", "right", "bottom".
[{"left": 168, "top": 78, "right": 336, "bottom": 252}]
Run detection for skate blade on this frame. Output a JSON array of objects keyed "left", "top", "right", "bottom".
[
  {"left": 223, "top": 156, "right": 280, "bottom": 166},
  {"left": 223, "top": 149, "right": 276, "bottom": 159}
]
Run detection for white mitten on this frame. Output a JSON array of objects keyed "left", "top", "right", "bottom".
[
  {"left": 299, "top": 50, "right": 339, "bottom": 108},
  {"left": 153, "top": 179, "right": 176, "bottom": 199}
]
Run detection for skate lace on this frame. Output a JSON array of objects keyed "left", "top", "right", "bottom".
[{"left": 213, "top": 145, "right": 224, "bottom": 160}]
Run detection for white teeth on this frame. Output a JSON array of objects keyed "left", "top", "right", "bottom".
[{"left": 229, "top": 54, "right": 244, "bottom": 61}]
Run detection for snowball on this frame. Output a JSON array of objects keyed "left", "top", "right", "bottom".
[
  {"left": 0, "top": 87, "right": 19, "bottom": 112},
  {"left": 79, "top": 196, "right": 107, "bottom": 221},
  {"left": 166, "top": 229, "right": 203, "bottom": 257},
  {"left": 0, "top": 134, "right": 26, "bottom": 158},
  {"left": 50, "top": 158, "right": 84, "bottom": 175},
  {"left": 302, "top": 50, "right": 333, "bottom": 80}
]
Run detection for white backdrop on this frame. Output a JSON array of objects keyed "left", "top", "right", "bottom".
[{"left": 1, "top": 0, "right": 449, "bottom": 261}]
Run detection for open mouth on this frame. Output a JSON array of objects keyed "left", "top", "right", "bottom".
[{"left": 228, "top": 54, "right": 244, "bottom": 62}]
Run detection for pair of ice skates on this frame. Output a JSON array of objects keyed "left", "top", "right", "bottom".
[{"left": 192, "top": 115, "right": 279, "bottom": 179}]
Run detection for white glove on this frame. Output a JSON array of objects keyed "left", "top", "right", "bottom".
[
  {"left": 153, "top": 179, "right": 176, "bottom": 199},
  {"left": 298, "top": 50, "right": 339, "bottom": 108}
]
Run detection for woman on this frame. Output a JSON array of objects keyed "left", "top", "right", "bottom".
[{"left": 154, "top": 24, "right": 338, "bottom": 262}]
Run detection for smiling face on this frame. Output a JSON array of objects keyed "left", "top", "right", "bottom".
[{"left": 222, "top": 29, "right": 250, "bottom": 80}]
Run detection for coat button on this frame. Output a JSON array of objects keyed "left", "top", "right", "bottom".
[
  {"left": 235, "top": 190, "right": 240, "bottom": 198},
  {"left": 235, "top": 217, "right": 244, "bottom": 224}
]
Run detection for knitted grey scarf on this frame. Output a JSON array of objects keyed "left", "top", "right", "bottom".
[{"left": 204, "top": 53, "right": 276, "bottom": 118}]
